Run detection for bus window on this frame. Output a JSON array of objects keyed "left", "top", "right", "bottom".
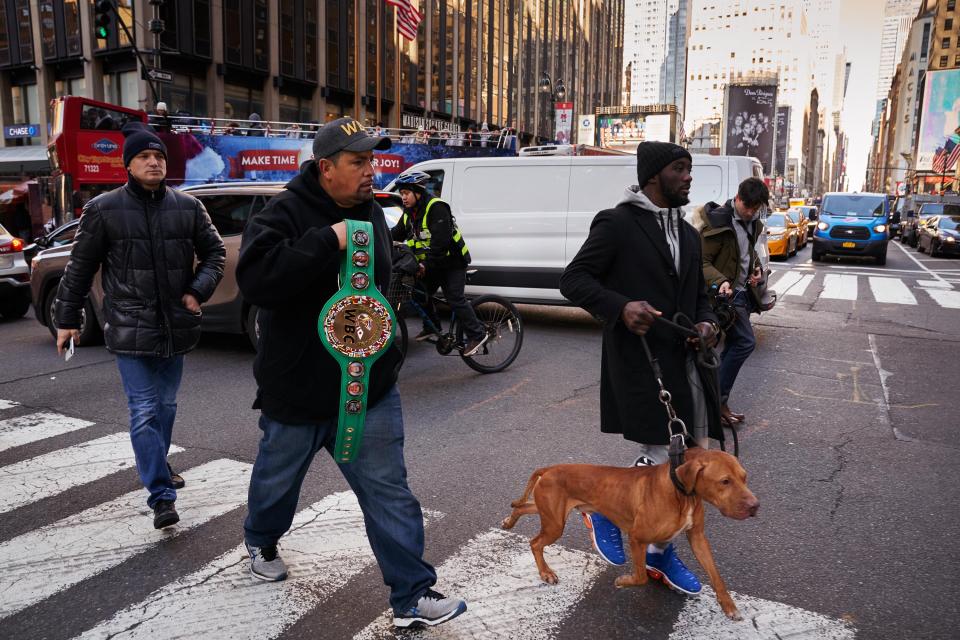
[{"left": 80, "top": 104, "right": 136, "bottom": 131}]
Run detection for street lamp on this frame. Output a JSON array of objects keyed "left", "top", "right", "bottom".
[{"left": 539, "top": 73, "right": 567, "bottom": 143}]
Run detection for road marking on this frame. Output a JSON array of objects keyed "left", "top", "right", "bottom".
[
  {"left": 73, "top": 492, "right": 398, "bottom": 640},
  {"left": 354, "top": 528, "right": 607, "bottom": 640},
  {"left": 0, "top": 433, "right": 185, "bottom": 514},
  {"left": 0, "top": 458, "right": 251, "bottom": 620},
  {"left": 769, "top": 271, "right": 814, "bottom": 297},
  {"left": 0, "top": 411, "right": 96, "bottom": 452},
  {"left": 820, "top": 274, "right": 858, "bottom": 300},
  {"left": 868, "top": 277, "right": 917, "bottom": 305},
  {"left": 669, "top": 587, "right": 855, "bottom": 639},
  {"left": 917, "top": 279, "right": 952, "bottom": 288},
  {"left": 924, "top": 287, "right": 960, "bottom": 309},
  {"left": 891, "top": 240, "right": 948, "bottom": 285},
  {"left": 0, "top": 399, "right": 20, "bottom": 410}
]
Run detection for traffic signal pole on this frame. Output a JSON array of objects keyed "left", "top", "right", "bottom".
[{"left": 95, "top": 0, "right": 163, "bottom": 106}]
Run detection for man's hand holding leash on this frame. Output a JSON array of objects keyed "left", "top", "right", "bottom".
[{"left": 621, "top": 300, "right": 661, "bottom": 335}]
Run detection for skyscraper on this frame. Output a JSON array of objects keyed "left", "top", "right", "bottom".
[
  {"left": 877, "top": 0, "right": 924, "bottom": 99},
  {"left": 623, "top": 0, "right": 688, "bottom": 108}
]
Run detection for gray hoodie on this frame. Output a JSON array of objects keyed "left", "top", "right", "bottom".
[{"left": 618, "top": 185, "right": 683, "bottom": 271}]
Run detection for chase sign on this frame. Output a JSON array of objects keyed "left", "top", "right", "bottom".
[{"left": 4, "top": 123, "right": 39, "bottom": 139}]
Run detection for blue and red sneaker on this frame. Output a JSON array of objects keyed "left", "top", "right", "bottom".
[
  {"left": 645, "top": 543, "right": 702, "bottom": 595},
  {"left": 581, "top": 512, "right": 626, "bottom": 566}
]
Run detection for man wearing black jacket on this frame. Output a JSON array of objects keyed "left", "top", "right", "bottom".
[
  {"left": 236, "top": 118, "right": 466, "bottom": 629},
  {"left": 391, "top": 170, "right": 487, "bottom": 355},
  {"left": 560, "top": 141, "right": 720, "bottom": 598},
  {"left": 55, "top": 122, "right": 226, "bottom": 529}
]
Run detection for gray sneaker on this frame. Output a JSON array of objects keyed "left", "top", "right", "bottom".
[
  {"left": 245, "top": 542, "right": 288, "bottom": 582},
  {"left": 393, "top": 589, "right": 467, "bottom": 628}
]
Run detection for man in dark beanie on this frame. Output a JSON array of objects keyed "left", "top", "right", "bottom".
[
  {"left": 560, "top": 141, "right": 721, "bottom": 596},
  {"left": 54, "top": 121, "right": 225, "bottom": 529}
]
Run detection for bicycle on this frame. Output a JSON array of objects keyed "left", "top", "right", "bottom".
[{"left": 386, "top": 269, "right": 523, "bottom": 373}]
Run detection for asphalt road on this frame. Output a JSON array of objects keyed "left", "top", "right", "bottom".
[{"left": 0, "top": 236, "right": 957, "bottom": 639}]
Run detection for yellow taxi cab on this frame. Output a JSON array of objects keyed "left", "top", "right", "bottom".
[
  {"left": 766, "top": 210, "right": 800, "bottom": 258},
  {"left": 787, "top": 208, "right": 808, "bottom": 248}
]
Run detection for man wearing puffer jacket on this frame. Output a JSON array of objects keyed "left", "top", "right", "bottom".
[{"left": 54, "top": 122, "right": 225, "bottom": 529}]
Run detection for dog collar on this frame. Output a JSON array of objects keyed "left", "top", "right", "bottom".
[
  {"left": 669, "top": 434, "right": 695, "bottom": 496},
  {"left": 318, "top": 219, "right": 395, "bottom": 463}
]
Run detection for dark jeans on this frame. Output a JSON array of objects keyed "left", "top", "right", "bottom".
[
  {"left": 421, "top": 267, "right": 485, "bottom": 340},
  {"left": 115, "top": 354, "right": 184, "bottom": 508},
  {"left": 718, "top": 290, "right": 756, "bottom": 403},
  {"left": 243, "top": 386, "right": 436, "bottom": 613}
]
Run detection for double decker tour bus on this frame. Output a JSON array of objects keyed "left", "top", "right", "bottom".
[{"left": 47, "top": 96, "right": 146, "bottom": 225}]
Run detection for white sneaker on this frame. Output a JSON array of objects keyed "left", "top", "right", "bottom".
[{"left": 393, "top": 589, "right": 467, "bottom": 628}]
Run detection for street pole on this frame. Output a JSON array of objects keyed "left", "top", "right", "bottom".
[
  {"left": 375, "top": 1, "right": 381, "bottom": 126},
  {"left": 394, "top": 9, "right": 401, "bottom": 130}
]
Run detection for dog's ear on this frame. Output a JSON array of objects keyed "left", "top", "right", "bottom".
[{"left": 676, "top": 458, "right": 705, "bottom": 494}]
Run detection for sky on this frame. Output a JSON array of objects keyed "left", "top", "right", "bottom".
[{"left": 840, "top": 0, "right": 886, "bottom": 191}]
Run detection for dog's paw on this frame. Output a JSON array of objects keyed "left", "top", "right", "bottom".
[
  {"left": 723, "top": 606, "right": 743, "bottom": 621},
  {"left": 500, "top": 517, "right": 514, "bottom": 530},
  {"left": 539, "top": 570, "right": 559, "bottom": 585}
]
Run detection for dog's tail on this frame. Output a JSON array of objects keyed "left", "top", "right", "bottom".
[{"left": 510, "top": 468, "right": 548, "bottom": 507}]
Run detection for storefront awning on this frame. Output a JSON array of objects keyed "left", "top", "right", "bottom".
[{"left": 0, "top": 146, "right": 49, "bottom": 174}]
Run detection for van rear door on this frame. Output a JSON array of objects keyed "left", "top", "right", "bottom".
[{"left": 566, "top": 157, "right": 636, "bottom": 262}]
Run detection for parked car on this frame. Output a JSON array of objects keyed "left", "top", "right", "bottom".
[
  {"left": 795, "top": 204, "right": 818, "bottom": 241},
  {"left": 765, "top": 211, "right": 800, "bottom": 259},
  {"left": 812, "top": 192, "right": 890, "bottom": 265},
  {"left": 0, "top": 222, "right": 31, "bottom": 319},
  {"left": 899, "top": 196, "right": 959, "bottom": 246},
  {"left": 386, "top": 154, "right": 764, "bottom": 303},
  {"left": 31, "top": 183, "right": 404, "bottom": 349},
  {"left": 917, "top": 211, "right": 960, "bottom": 257},
  {"left": 786, "top": 208, "right": 808, "bottom": 248},
  {"left": 907, "top": 203, "right": 954, "bottom": 249}
]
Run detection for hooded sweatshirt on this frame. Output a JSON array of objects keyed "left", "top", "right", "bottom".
[
  {"left": 237, "top": 161, "right": 401, "bottom": 424},
  {"left": 617, "top": 185, "right": 684, "bottom": 272}
]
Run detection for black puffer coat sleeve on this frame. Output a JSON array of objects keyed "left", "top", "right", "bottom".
[
  {"left": 55, "top": 202, "right": 107, "bottom": 330},
  {"left": 185, "top": 199, "right": 226, "bottom": 302}
]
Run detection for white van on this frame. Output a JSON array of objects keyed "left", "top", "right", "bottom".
[{"left": 389, "top": 154, "right": 763, "bottom": 303}]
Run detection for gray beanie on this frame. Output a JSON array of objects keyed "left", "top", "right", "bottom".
[{"left": 636, "top": 141, "right": 692, "bottom": 187}]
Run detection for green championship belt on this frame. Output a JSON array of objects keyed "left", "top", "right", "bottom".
[{"left": 318, "top": 219, "right": 395, "bottom": 463}]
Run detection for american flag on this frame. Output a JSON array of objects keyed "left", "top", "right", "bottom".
[
  {"left": 386, "top": 0, "right": 422, "bottom": 41},
  {"left": 933, "top": 146, "right": 948, "bottom": 173},
  {"left": 947, "top": 139, "right": 960, "bottom": 172}
]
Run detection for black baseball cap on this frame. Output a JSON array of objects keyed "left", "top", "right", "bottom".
[{"left": 313, "top": 117, "right": 391, "bottom": 159}]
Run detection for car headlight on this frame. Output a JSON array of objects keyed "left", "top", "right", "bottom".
[
  {"left": 944, "top": 235, "right": 957, "bottom": 243},
  {"left": 874, "top": 224, "right": 886, "bottom": 233},
  {"left": 817, "top": 221, "right": 829, "bottom": 231}
]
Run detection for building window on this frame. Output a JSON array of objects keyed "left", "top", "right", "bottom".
[
  {"left": 279, "top": 93, "right": 312, "bottom": 123},
  {"left": 942, "top": 37, "right": 951, "bottom": 49},
  {"left": 224, "top": 83, "right": 264, "bottom": 120},
  {"left": 159, "top": 73, "right": 208, "bottom": 116},
  {"left": 160, "top": 0, "right": 212, "bottom": 59},
  {"left": 0, "top": 0, "right": 35, "bottom": 67},
  {"left": 10, "top": 83, "right": 40, "bottom": 144},
  {"left": 955, "top": 53, "right": 960, "bottom": 66},
  {"left": 103, "top": 71, "right": 139, "bottom": 110},
  {"left": 222, "top": 0, "right": 268, "bottom": 72},
  {"left": 95, "top": 0, "right": 134, "bottom": 52},
  {"left": 949, "top": 0, "right": 956, "bottom": 11},
  {"left": 280, "top": 0, "right": 294, "bottom": 76},
  {"left": 941, "top": 55, "right": 949, "bottom": 67},
  {"left": 946, "top": 18, "right": 954, "bottom": 30}
]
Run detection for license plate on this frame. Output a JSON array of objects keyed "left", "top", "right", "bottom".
[{"left": 842, "top": 241, "right": 856, "bottom": 248}]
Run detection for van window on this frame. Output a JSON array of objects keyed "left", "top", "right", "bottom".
[
  {"left": 689, "top": 164, "right": 723, "bottom": 205},
  {"left": 200, "top": 194, "right": 267, "bottom": 236},
  {"left": 424, "top": 170, "right": 445, "bottom": 196},
  {"left": 460, "top": 165, "right": 567, "bottom": 213},
  {"left": 821, "top": 194, "right": 887, "bottom": 218}
]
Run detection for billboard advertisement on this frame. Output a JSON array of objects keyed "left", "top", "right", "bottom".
[
  {"left": 554, "top": 102, "right": 574, "bottom": 144},
  {"left": 774, "top": 106, "right": 790, "bottom": 177},
  {"left": 157, "top": 133, "right": 514, "bottom": 189},
  {"left": 577, "top": 114, "right": 596, "bottom": 145},
  {"left": 916, "top": 69, "right": 960, "bottom": 171},
  {"left": 596, "top": 111, "right": 676, "bottom": 151},
  {"left": 723, "top": 84, "right": 777, "bottom": 174}
]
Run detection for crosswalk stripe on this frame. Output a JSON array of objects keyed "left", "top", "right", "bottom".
[
  {"left": 820, "top": 274, "right": 858, "bottom": 300},
  {"left": 924, "top": 287, "right": 960, "bottom": 309},
  {"left": 670, "top": 586, "right": 855, "bottom": 639},
  {"left": 770, "top": 271, "right": 814, "bottom": 297},
  {"left": 917, "top": 279, "right": 952, "bottom": 288},
  {"left": 868, "top": 277, "right": 917, "bottom": 305},
  {"left": 0, "top": 458, "right": 251, "bottom": 620},
  {"left": 0, "top": 433, "right": 185, "bottom": 515},
  {"left": 0, "top": 411, "right": 96, "bottom": 453},
  {"left": 354, "top": 528, "right": 607, "bottom": 640},
  {"left": 74, "top": 493, "right": 443, "bottom": 640},
  {"left": 0, "top": 399, "right": 20, "bottom": 410}
]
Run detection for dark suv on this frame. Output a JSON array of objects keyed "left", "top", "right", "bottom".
[{"left": 30, "top": 184, "right": 404, "bottom": 349}]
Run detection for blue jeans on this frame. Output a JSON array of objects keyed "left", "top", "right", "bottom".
[
  {"left": 244, "top": 386, "right": 436, "bottom": 613},
  {"left": 116, "top": 354, "right": 184, "bottom": 508},
  {"left": 718, "top": 290, "right": 756, "bottom": 403}
]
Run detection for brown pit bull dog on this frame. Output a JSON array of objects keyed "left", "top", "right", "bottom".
[{"left": 501, "top": 447, "right": 759, "bottom": 620}]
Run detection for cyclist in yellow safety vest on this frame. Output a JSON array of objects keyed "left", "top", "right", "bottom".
[{"left": 391, "top": 170, "right": 488, "bottom": 357}]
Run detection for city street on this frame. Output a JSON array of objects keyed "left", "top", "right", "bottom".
[{"left": 0, "top": 238, "right": 958, "bottom": 640}]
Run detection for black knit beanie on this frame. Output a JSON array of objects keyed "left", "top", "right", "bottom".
[
  {"left": 122, "top": 122, "right": 167, "bottom": 167},
  {"left": 636, "top": 141, "right": 692, "bottom": 188}
]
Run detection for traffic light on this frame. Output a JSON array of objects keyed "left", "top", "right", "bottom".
[{"left": 94, "top": 0, "right": 114, "bottom": 41}]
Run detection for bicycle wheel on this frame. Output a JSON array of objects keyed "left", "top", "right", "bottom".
[{"left": 460, "top": 295, "right": 523, "bottom": 373}]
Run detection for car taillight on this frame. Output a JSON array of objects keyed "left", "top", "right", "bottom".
[{"left": 0, "top": 238, "right": 24, "bottom": 254}]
